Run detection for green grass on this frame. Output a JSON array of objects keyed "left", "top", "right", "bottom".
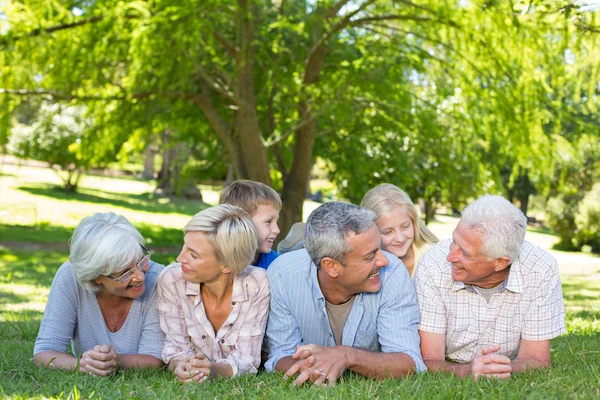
[{"left": 1, "top": 162, "right": 600, "bottom": 398}]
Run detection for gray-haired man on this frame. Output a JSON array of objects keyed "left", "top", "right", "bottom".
[
  {"left": 415, "top": 195, "right": 566, "bottom": 379},
  {"left": 265, "top": 202, "right": 425, "bottom": 386}
]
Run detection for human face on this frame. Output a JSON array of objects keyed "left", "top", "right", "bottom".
[
  {"left": 177, "top": 232, "right": 225, "bottom": 284},
  {"left": 335, "top": 226, "right": 389, "bottom": 296},
  {"left": 376, "top": 206, "right": 415, "bottom": 260},
  {"left": 251, "top": 204, "right": 280, "bottom": 254},
  {"left": 97, "top": 248, "right": 150, "bottom": 299},
  {"left": 447, "top": 221, "right": 500, "bottom": 287}
]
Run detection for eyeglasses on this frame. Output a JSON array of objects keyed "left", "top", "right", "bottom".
[{"left": 105, "top": 245, "right": 151, "bottom": 284}]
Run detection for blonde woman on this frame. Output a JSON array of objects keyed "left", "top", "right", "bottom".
[
  {"left": 361, "top": 184, "right": 438, "bottom": 276},
  {"left": 158, "top": 204, "right": 270, "bottom": 383}
]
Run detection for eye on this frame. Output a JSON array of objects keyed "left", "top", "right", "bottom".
[{"left": 191, "top": 253, "right": 199, "bottom": 259}]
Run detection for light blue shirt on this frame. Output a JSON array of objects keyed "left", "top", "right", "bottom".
[{"left": 265, "top": 248, "right": 425, "bottom": 372}]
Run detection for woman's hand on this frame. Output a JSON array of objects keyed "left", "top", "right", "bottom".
[
  {"left": 80, "top": 344, "right": 118, "bottom": 376},
  {"left": 173, "top": 355, "right": 209, "bottom": 384}
]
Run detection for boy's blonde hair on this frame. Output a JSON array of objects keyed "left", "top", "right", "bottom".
[
  {"left": 219, "top": 180, "right": 282, "bottom": 215},
  {"left": 184, "top": 204, "right": 257, "bottom": 275}
]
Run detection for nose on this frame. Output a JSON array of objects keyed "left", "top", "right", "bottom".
[
  {"left": 447, "top": 246, "right": 460, "bottom": 263},
  {"left": 176, "top": 250, "right": 185, "bottom": 264},
  {"left": 132, "top": 266, "right": 146, "bottom": 280},
  {"left": 273, "top": 222, "right": 280, "bottom": 235},
  {"left": 375, "top": 249, "right": 389, "bottom": 268},
  {"left": 395, "top": 229, "right": 406, "bottom": 243}
]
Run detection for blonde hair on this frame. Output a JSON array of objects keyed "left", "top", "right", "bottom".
[
  {"left": 219, "top": 180, "right": 282, "bottom": 215},
  {"left": 361, "top": 183, "right": 438, "bottom": 248},
  {"left": 184, "top": 204, "right": 258, "bottom": 275}
]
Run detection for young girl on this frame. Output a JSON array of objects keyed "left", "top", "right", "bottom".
[{"left": 361, "top": 184, "right": 438, "bottom": 276}]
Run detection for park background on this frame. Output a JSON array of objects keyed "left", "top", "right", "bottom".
[{"left": 1, "top": 0, "right": 600, "bottom": 398}]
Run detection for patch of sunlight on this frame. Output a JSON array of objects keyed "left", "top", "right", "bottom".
[
  {"left": 567, "top": 318, "right": 600, "bottom": 334},
  {"left": 3, "top": 301, "right": 47, "bottom": 313}
]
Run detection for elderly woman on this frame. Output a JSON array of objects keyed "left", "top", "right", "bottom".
[
  {"left": 361, "top": 183, "right": 438, "bottom": 276},
  {"left": 158, "top": 204, "right": 270, "bottom": 383},
  {"left": 33, "top": 212, "right": 164, "bottom": 375}
]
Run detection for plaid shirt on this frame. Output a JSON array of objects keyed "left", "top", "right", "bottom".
[
  {"left": 415, "top": 239, "right": 566, "bottom": 363},
  {"left": 157, "top": 264, "right": 270, "bottom": 376}
]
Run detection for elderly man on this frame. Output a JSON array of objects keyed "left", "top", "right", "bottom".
[
  {"left": 265, "top": 202, "right": 425, "bottom": 386},
  {"left": 415, "top": 195, "right": 565, "bottom": 379}
]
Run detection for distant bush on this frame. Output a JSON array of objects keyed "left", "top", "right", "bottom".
[
  {"left": 574, "top": 184, "right": 600, "bottom": 253},
  {"left": 546, "top": 194, "right": 580, "bottom": 251}
]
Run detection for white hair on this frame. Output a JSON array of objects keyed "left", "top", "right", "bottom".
[
  {"left": 304, "top": 202, "right": 376, "bottom": 267},
  {"left": 460, "top": 195, "right": 527, "bottom": 263},
  {"left": 70, "top": 212, "right": 144, "bottom": 291}
]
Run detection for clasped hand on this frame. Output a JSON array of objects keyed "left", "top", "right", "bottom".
[
  {"left": 174, "top": 354, "right": 211, "bottom": 384},
  {"left": 284, "top": 344, "right": 349, "bottom": 387},
  {"left": 471, "top": 345, "right": 512, "bottom": 380},
  {"left": 79, "top": 344, "right": 117, "bottom": 376}
]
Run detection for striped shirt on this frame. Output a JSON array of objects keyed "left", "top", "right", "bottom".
[
  {"left": 157, "top": 264, "right": 270, "bottom": 376},
  {"left": 415, "top": 239, "right": 566, "bottom": 363},
  {"left": 265, "top": 249, "right": 425, "bottom": 372}
]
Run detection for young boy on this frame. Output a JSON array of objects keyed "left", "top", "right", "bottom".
[{"left": 219, "top": 180, "right": 281, "bottom": 269}]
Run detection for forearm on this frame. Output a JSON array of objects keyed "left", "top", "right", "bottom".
[
  {"left": 423, "top": 359, "right": 473, "bottom": 377},
  {"left": 116, "top": 354, "right": 164, "bottom": 369},
  {"left": 210, "top": 362, "right": 234, "bottom": 379},
  {"left": 346, "top": 347, "right": 417, "bottom": 379},
  {"left": 34, "top": 351, "right": 78, "bottom": 370},
  {"left": 511, "top": 356, "right": 550, "bottom": 373}
]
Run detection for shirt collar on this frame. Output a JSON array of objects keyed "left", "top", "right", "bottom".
[
  {"left": 309, "top": 260, "right": 325, "bottom": 301},
  {"left": 451, "top": 264, "right": 521, "bottom": 293}
]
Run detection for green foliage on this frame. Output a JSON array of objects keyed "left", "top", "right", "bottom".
[
  {"left": 574, "top": 183, "right": 600, "bottom": 253},
  {"left": 8, "top": 103, "right": 121, "bottom": 191}
]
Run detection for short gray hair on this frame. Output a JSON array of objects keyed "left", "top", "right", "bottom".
[
  {"left": 184, "top": 204, "right": 257, "bottom": 276},
  {"left": 460, "top": 195, "right": 527, "bottom": 263},
  {"left": 70, "top": 212, "right": 145, "bottom": 292},
  {"left": 304, "top": 202, "right": 376, "bottom": 267}
]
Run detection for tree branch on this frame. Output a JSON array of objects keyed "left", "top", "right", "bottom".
[
  {"left": 212, "top": 31, "right": 239, "bottom": 59},
  {"left": 196, "top": 67, "right": 239, "bottom": 105}
]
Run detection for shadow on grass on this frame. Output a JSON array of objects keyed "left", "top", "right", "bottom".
[
  {"left": 1, "top": 222, "right": 184, "bottom": 248},
  {"left": 562, "top": 278, "right": 600, "bottom": 305},
  {"left": 0, "top": 249, "right": 69, "bottom": 287},
  {"left": 17, "top": 184, "right": 209, "bottom": 216}
]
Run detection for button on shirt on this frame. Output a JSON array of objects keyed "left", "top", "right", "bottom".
[
  {"left": 265, "top": 249, "right": 425, "bottom": 372},
  {"left": 157, "top": 264, "right": 270, "bottom": 376},
  {"left": 415, "top": 239, "right": 566, "bottom": 363}
]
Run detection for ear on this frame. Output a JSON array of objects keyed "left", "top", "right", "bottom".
[
  {"left": 320, "top": 257, "right": 341, "bottom": 278},
  {"left": 493, "top": 256, "right": 511, "bottom": 272},
  {"left": 220, "top": 265, "right": 233, "bottom": 275}
]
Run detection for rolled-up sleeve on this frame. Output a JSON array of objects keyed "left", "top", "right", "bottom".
[
  {"left": 157, "top": 267, "right": 195, "bottom": 364},
  {"left": 264, "top": 272, "right": 304, "bottom": 372},
  {"left": 378, "top": 261, "right": 426, "bottom": 372}
]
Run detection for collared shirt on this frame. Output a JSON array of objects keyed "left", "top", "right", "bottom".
[
  {"left": 415, "top": 239, "right": 566, "bottom": 363},
  {"left": 157, "top": 263, "right": 270, "bottom": 376},
  {"left": 265, "top": 249, "right": 425, "bottom": 372}
]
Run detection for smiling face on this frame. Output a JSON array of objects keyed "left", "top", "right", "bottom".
[
  {"left": 177, "top": 231, "right": 227, "bottom": 284},
  {"left": 95, "top": 259, "right": 148, "bottom": 299},
  {"left": 376, "top": 205, "right": 415, "bottom": 260},
  {"left": 447, "top": 221, "right": 508, "bottom": 288},
  {"left": 333, "top": 226, "right": 389, "bottom": 296},
  {"left": 251, "top": 204, "right": 281, "bottom": 254}
]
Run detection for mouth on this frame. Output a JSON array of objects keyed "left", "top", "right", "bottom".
[
  {"left": 181, "top": 263, "right": 191, "bottom": 273},
  {"left": 128, "top": 281, "right": 144, "bottom": 289},
  {"left": 266, "top": 237, "right": 275, "bottom": 245},
  {"left": 368, "top": 270, "right": 380, "bottom": 278}
]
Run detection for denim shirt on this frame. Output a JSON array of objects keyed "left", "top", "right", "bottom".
[{"left": 265, "top": 249, "right": 425, "bottom": 372}]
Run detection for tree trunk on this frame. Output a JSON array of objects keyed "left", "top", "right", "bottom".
[{"left": 142, "top": 143, "right": 155, "bottom": 180}]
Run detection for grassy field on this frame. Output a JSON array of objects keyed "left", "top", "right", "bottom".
[{"left": 1, "top": 162, "right": 599, "bottom": 399}]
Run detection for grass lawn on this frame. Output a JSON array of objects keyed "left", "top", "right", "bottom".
[{"left": 1, "top": 162, "right": 599, "bottom": 399}]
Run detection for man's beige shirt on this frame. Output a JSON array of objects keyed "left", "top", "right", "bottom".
[{"left": 415, "top": 239, "right": 566, "bottom": 363}]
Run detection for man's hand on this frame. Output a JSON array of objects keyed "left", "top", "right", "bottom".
[
  {"left": 289, "top": 344, "right": 350, "bottom": 387},
  {"left": 79, "top": 344, "right": 117, "bottom": 376},
  {"left": 174, "top": 355, "right": 209, "bottom": 384},
  {"left": 471, "top": 345, "right": 512, "bottom": 380},
  {"left": 283, "top": 347, "right": 316, "bottom": 380}
]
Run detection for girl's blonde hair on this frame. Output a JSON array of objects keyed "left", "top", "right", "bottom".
[{"left": 361, "top": 183, "right": 438, "bottom": 247}]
